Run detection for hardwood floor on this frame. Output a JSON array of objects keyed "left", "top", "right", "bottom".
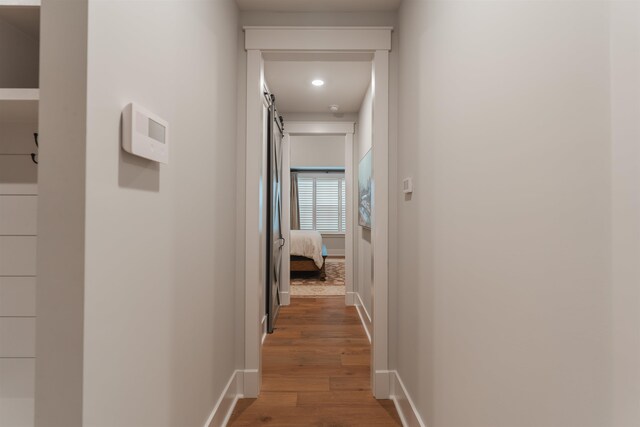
[{"left": 228, "top": 297, "right": 402, "bottom": 427}]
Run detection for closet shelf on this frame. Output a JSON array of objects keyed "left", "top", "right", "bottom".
[
  {"left": 0, "top": 0, "right": 40, "bottom": 6},
  {"left": 0, "top": 88, "right": 39, "bottom": 101},
  {"left": 0, "top": 89, "right": 39, "bottom": 123}
]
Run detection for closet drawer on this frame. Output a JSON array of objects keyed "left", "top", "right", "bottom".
[
  {"left": 0, "top": 183, "right": 37, "bottom": 195},
  {"left": 0, "top": 236, "right": 36, "bottom": 276},
  {"left": 0, "top": 277, "right": 36, "bottom": 317},
  {"left": 0, "top": 196, "right": 37, "bottom": 235},
  {"left": 0, "top": 318, "right": 35, "bottom": 357},
  {"left": 0, "top": 358, "right": 35, "bottom": 398},
  {"left": 0, "top": 397, "right": 34, "bottom": 427},
  {"left": 0, "top": 359, "right": 35, "bottom": 427}
]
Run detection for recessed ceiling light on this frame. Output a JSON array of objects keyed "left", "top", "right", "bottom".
[{"left": 312, "top": 79, "right": 325, "bottom": 87}]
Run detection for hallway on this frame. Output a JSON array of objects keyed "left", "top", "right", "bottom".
[{"left": 228, "top": 298, "right": 401, "bottom": 426}]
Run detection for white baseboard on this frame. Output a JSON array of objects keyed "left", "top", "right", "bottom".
[
  {"left": 355, "top": 292, "right": 372, "bottom": 322},
  {"left": 354, "top": 292, "right": 372, "bottom": 343},
  {"left": 346, "top": 291, "right": 356, "bottom": 306},
  {"left": 374, "top": 370, "right": 391, "bottom": 399},
  {"left": 243, "top": 369, "right": 259, "bottom": 398},
  {"left": 390, "top": 371, "right": 426, "bottom": 427},
  {"left": 279, "top": 290, "right": 290, "bottom": 306},
  {"left": 327, "top": 249, "right": 345, "bottom": 256},
  {"left": 204, "top": 370, "right": 244, "bottom": 427}
]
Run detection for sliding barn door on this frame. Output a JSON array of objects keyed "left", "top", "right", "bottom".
[{"left": 266, "top": 94, "right": 284, "bottom": 334}]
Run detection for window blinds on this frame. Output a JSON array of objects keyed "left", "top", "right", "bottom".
[{"left": 297, "top": 174, "right": 346, "bottom": 233}]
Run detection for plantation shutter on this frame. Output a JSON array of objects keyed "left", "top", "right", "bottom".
[
  {"left": 341, "top": 178, "right": 346, "bottom": 232},
  {"left": 315, "top": 178, "right": 340, "bottom": 232},
  {"left": 296, "top": 174, "right": 346, "bottom": 233}
]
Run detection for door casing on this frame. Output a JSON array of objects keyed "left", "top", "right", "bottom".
[{"left": 242, "top": 26, "right": 392, "bottom": 398}]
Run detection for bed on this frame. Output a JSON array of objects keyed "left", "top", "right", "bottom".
[{"left": 290, "top": 230, "right": 328, "bottom": 280}]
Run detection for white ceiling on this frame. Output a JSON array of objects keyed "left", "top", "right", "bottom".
[
  {"left": 265, "top": 60, "right": 371, "bottom": 114},
  {"left": 236, "top": 0, "right": 401, "bottom": 12}
]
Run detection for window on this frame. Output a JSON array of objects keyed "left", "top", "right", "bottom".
[{"left": 298, "top": 174, "right": 346, "bottom": 233}]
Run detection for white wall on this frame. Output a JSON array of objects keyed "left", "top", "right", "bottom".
[
  {"left": 354, "top": 83, "right": 373, "bottom": 321},
  {"left": 322, "top": 235, "right": 344, "bottom": 256},
  {"left": 290, "top": 135, "right": 344, "bottom": 168},
  {"left": 395, "top": 1, "right": 612, "bottom": 426},
  {"left": 610, "top": 3, "right": 640, "bottom": 426},
  {"left": 37, "top": 0, "right": 240, "bottom": 426}
]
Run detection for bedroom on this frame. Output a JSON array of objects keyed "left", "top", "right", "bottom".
[{"left": 288, "top": 133, "right": 346, "bottom": 297}]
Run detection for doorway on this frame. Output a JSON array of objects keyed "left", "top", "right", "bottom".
[
  {"left": 281, "top": 122, "right": 356, "bottom": 306},
  {"left": 243, "top": 26, "right": 392, "bottom": 399}
]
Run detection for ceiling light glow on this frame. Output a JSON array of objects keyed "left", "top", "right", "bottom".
[{"left": 312, "top": 79, "right": 325, "bottom": 87}]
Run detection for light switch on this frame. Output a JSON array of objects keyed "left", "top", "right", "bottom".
[{"left": 402, "top": 177, "right": 413, "bottom": 194}]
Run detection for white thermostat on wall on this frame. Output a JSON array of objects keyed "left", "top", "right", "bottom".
[{"left": 122, "top": 103, "right": 169, "bottom": 164}]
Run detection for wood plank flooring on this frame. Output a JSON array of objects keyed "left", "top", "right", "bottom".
[{"left": 228, "top": 297, "right": 402, "bottom": 427}]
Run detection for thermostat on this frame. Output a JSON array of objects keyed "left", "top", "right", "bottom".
[
  {"left": 402, "top": 177, "right": 413, "bottom": 194},
  {"left": 122, "top": 103, "right": 169, "bottom": 164}
]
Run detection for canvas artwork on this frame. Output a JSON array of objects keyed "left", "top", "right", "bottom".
[{"left": 358, "top": 149, "right": 372, "bottom": 229}]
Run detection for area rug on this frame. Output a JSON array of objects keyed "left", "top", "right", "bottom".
[{"left": 291, "top": 257, "right": 345, "bottom": 297}]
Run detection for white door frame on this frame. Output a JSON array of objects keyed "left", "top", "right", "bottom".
[
  {"left": 281, "top": 122, "right": 356, "bottom": 308},
  {"left": 243, "top": 26, "right": 392, "bottom": 399}
]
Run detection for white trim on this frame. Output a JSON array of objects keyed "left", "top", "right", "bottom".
[
  {"left": 390, "top": 371, "right": 427, "bottom": 427},
  {"left": 344, "top": 133, "right": 354, "bottom": 306},
  {"left": 244, "top": 27, "right": 392, "bottom": 51},
  {"left": 354, "top": 292, "right": 372, "bottom": 344},
  {"left": 281, "top": 134, "right": 291, "bottom": 305},
  {"left": 327, "top": 249, "right": 345, "bottom": 257},
  {"left": 286, "top": 121, "right": 354, "bottom": 135},
  {"left": 203, "top": 370, "right": 244, "bottom": 427},
  {"left": 279, "top": 290, "right": 290, "bottom": 306},
  {"left": 345, "top": 291, "right": 356, "bottom": 306},
  {"left": 348, "top": 292, "right": 373, "bottom": 344},
  {"left": 243, "top": 369, "right": 259, "bottom": 399},
  {"left": 371, "top": 49, "right": 390, "bottom": 399},
  {"left": 243, "top": 49, "right": 264, "bottom": 399},
  {"left": 374, "top": 370, "right": 391, "bottom": 400},
  {"left": 355, "top": 291, "right": 372, "bottom": 323},
  {"left": 244, "top": 26, "right": 394, "bottom": 30}
]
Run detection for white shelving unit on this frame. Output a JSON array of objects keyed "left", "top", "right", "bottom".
[{"left": 0, "top": 3, "right": 39, "bottom": 426}]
